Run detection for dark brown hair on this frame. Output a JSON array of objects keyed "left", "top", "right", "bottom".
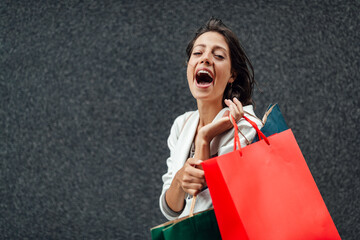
[{"left": 186, "top": 17, "right": 255, "bottom": 107}]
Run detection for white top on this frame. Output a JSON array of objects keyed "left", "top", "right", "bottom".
[{"left": 159, "top": 105, "right": 263, "bottom": 220}]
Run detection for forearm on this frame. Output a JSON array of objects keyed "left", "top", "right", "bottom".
[
  {"left": 194, "top": 136, "right": 211, "bottom": 161},
  {"left": 165, "top": 172, "right": 186, "bottom": 213},
  {"left": 195, "top": 117, "right": 233, "bottom": 161}
]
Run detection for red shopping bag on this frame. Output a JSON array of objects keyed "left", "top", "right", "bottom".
[{"left": 202, "top": 116, "right": 341, "bottom": 240}]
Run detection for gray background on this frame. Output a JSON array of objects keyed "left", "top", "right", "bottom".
[{"left": 1, "top": 0, "right": 359, "bottom": 239}]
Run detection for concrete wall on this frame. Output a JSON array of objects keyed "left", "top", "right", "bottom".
[{"left": 1, "top": 0, "right": 359, "bottom": 239}]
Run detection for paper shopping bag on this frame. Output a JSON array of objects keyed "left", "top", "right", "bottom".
[
  {"left": 202, "top": 116, "right": 341, "bottom": 240},
  {"left": 150, "top": 208, "right": 221, "bottom": 240}
]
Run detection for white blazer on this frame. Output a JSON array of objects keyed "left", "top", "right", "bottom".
[{"left": 159, "top": 105, "right": 263, "bottom": 220}]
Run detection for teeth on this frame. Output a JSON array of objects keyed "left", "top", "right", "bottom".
[{"left": 197, "top": 70, "right": 212, "bottom": 78}]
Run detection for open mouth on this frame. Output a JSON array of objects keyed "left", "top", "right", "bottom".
[{"left": 196, "top": 70, "right": 214, "bottom": 86}]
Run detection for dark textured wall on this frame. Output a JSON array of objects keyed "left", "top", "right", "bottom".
[{"left": 1, "top": 0, "right": 359, "bottom": 239}]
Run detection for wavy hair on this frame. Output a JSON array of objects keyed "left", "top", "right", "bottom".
[{"left": 186, "top": 18, "right": 255, "bottom": 107}]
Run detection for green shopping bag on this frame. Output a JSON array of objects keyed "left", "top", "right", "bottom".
[
  {"left": 151, "top": 208, "right": 221, "bottom": 240},
  {"left": 252, "top": 103, "right": 288, "bottom": 143}
]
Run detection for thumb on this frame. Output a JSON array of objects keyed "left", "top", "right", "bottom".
[
  {"left": 196, "top": 160, "right": 204, "bottom": 170},
  {"left": 195, "top": 159, "right": 203, "bottom": 165},
  {"left": 222, "top": 110, "right": 230, "bottom": 118}
]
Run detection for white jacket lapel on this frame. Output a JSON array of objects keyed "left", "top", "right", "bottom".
[{"left": 173, "top": 111, "right": 199, "bottom": 172}]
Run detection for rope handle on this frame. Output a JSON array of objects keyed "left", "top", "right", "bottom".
[
  {"left": 230, "top": 115, "right": 242, "bottom": 155},
  {"left": 230, "top": 114, "right": 270, "bottom": 154},
  {"left": 189, "top": 195, "right": 197, "bottom": 217},
  {"left": 243, "top": 115, "right": 270, "bottom": 145}
]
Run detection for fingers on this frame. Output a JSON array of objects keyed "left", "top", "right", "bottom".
[
  {"left": 224, "top": 97, "right": 244, "bottom": 122},
  {"left": 185, "top": 158, "right": 204, "bottom": 179},
  {"left": 182, "top": 183, "right": 204, "bottom": 196},
  {"left": 233, "top": 97, "right": 244, "bottom": 116},
  {"left": 187, "top": 158, "right": 203, "bottom": 166},
  {"left": 179, "top": 158, "right": 206, "bottom": 195}
]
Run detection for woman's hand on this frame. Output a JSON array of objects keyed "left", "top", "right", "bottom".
[
  {"left": 175, "top": 158, "right": 205, "bottom": 196},
  {"left": 224, "top": 97, "right": 244, "bottom": 124},
  {"left": 165, "top": 158, "right": 205, "bottom": 212},
  {"left": 197, "top": 97, "right": 244, "bottom": 144}
]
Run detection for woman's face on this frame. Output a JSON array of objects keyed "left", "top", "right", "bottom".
[{"left": 187, "top": 31, "right": 234, "bottom": 105}]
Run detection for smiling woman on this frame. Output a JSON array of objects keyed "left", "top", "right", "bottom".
[
  {"left": 186, "top": 18, "right": 255, "bottom": 107},
  {"left": 187, "top": 32, "right": 234, "bottom": 108},
  {"left": 159, "top": 18, "right": 263, "bottom": 220}
]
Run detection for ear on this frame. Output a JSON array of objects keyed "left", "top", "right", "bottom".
[{"left": 228, "top": 72, "right": 236, "bottom": 84}]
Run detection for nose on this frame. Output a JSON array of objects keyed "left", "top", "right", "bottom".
[{"left": 200, "top": 51, "right": 212, "bottom": 65}]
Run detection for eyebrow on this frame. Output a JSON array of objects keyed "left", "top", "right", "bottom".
[{"left": 193, "top": 44, "right": 228, "bottom": 52}]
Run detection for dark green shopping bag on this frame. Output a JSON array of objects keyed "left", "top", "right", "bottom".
[
  {"left": 151, "top": 208, "right": 221, "bottom": 240},
  {"left": 252, "top": 104, "right": 288, "bottom": 143}
]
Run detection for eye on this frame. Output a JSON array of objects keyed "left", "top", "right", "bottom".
[
  {"left": 192, "top": 52, "right": 202, "bottom": 56},
  {"left": 213, "top": 50, "right": 225, "bottom": 60},
  {"left": 215, "top": 54, "right": 225, "bottom": 59}
]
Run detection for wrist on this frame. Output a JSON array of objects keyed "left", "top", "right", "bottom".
[
  {"left": 173, "top": 170, "right": 186, "bottom": 192},
  {"left": 196, "top": 128, "right": 212, "bottom": 145},
  {"left": 195, "top": 137, "right": 210, "bottom": 151},
  {"left": 194, "top": 132, "right": 211, "bottom": 160}
]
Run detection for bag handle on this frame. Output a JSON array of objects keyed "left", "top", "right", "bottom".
[
  {"left": 230, "top": 114, "right": 270, "bottom": 155},
  {"left": 230, "top": 115, "right": 242, "bottom": 154},
  {"left": 243, "top": 115, "right": 270, "bottom": 145},
  {"left": 189, "top": 195, "right": 197, "bottom": 217}
]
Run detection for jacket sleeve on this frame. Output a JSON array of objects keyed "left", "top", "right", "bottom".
[{"left": 159, "top": 113, "right": 190, "bottom": 220}]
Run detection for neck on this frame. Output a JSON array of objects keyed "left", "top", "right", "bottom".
[{"left": 197, "top": 99, "right": 223, "bottom": 127}]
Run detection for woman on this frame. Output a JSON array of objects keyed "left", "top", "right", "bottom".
[{"left": 160, "top": 18, "right": 262, "bottom": 220}]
